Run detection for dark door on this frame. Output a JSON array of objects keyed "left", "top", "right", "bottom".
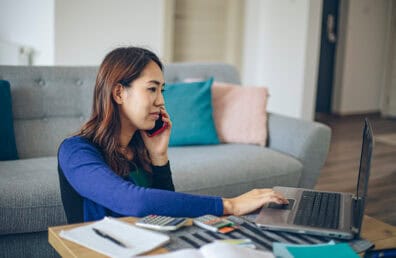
[{"left": 315, "top": 0, "right": 339, "bottom": 114}]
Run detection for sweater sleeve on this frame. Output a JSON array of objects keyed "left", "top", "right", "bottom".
[
  {"left": 151, "top": 161, "right": 175, "bottom": 191},
  {"left": 58, "top": 136, "right": 223, "bottom": 218}
]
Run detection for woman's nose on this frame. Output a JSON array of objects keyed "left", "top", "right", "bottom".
[{"left": 155, "top": 91, "right": 165, "bottom": 106}]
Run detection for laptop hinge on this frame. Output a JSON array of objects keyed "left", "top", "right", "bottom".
[{"left": 351, "top": 196, "right": 364, "bottom": 236}]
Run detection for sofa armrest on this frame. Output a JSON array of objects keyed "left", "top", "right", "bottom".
[{"left": 267, "top": 113, "right": 331, "bottom": 188}]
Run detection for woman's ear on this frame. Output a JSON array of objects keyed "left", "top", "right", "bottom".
[{"left": 112, "top": 83, "right": 125, "bottom": 104}]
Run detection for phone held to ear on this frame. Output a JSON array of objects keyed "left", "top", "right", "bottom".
[{"left": 146, "top": 114, "right": 168, "bottom": 137}]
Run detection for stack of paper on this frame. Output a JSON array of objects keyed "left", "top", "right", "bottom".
[
  {"left": 273, "top": 240, "right": 359, "bottom": 258},
  {"left": 59, "top": 217, "right": 170, "bottom": 257}
]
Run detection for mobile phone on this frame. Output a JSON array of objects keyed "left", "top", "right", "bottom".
[
  {"left": 146, "top": 114, "right": 167, "bottom": 137},
  {"left": 135, "top": 215, "right": 188, "bottom": 231}
]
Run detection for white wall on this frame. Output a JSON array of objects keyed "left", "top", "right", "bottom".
[
  {"left": 242, "top": 0, "right": 322, "bottom": 120},
  {"left": 54, "top": 0, "right": 166, "bottom": 65},
  {"left": 0, "top": 0, "right": 54, "bottom": 65},
  {"left": 333, "top": 0, "right": 389, "bottom": 114},
  {"left": 0, "top": 0, "right": 167, "bottom": 66}
]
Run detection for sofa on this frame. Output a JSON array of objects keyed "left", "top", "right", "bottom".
[{"left": 0, "top": 63, "right": 331, "bottom": 257}]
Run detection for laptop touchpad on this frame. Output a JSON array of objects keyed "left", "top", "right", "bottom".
[{"left": 267, "top": 199, "right": 295, "bottom": 210}]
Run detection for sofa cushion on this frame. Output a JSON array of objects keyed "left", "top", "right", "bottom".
[
  {"left": 164, "top": 78, "right": 219, "bottom": 146},
  {"left": 169, "top": 144, "right": 303, "bottom": 197},
  {"left": 0, "top": 80, "right": 18, "bottom": 160},
  {"left": 212, "top": 82, "right": 269, "bottom": 146},
  {"left": 0, "top": 157, "right": 66, "bottom": 235}
]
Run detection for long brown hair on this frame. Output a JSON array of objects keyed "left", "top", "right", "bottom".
[{"left": 78, "top": 47, "right": 163, "bottom": 176}]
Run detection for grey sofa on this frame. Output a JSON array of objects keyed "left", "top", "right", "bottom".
[{"left": 0, "top": 63, "right": 331, "bottom": 257}]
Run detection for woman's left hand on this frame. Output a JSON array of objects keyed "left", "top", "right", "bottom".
[{"left": 141, "top": 108, "right": 172, "bottom": 166}]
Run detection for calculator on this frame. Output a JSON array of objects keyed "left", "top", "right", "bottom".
[
  {"left": 135, "top": 215, "right": 188, "bottom": 231},
  {"left": 193, "top": 215, "right": 235, "bottom": 233}
]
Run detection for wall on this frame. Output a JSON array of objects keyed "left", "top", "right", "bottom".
[
  {"left": 2, "top": 0, "right": 390, "bottom": 118},
  {"left": 2, "top": 0, "right": 322, "bottom": 120},
  {"left": 382, "top": 0, "right": 396, "bottom": 117},
  {"left": 332, "top": 0, "right": 390, "bottom": 114},
  {"left": 0, "top": 0, "right": 54, "bottom": 65},
  {"left": 54, "top": 0, "right": 166, "bottom": 65},
  {"left": 242, "top": 0, "right": 322, "bottom": 120}
]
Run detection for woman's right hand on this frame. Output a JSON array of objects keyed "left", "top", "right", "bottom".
[
  {"left": 141, "top": 108, "right": 172, "bottom": 166},
  {"left": 222, "top": 189, "right": 288, "bottom": 216}
]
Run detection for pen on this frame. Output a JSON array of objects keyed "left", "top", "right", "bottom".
[{"left": 92, "top": 227, "right": 129, "bottom": 248}]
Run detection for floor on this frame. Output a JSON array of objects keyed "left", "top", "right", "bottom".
[{"left": 315, "top": 113, "right": 396, "bottom": 226}]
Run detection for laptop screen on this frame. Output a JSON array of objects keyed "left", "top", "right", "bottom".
[
  {"left": 354, "top": 119, "right": 373, "bottom": 236},
  {"left": 356, "top": 119, "right": 373, "bottom": 200}
]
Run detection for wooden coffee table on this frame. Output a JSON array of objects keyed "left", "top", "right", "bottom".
[{"left": 48, "top": 215, "right": 396, "bottom": 257}]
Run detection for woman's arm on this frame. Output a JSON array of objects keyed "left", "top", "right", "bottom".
[
  {"left": 58, "top": 136, "right": 222, "bottom": 218},
  {"left": 151, "top": 161, "right": 175, "bottom": 191}
]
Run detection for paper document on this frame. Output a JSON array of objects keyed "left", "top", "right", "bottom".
[
  {"left": 136, "top": 241, "right": 274, "bottom": 258},
  {"left": 59, "top": 217, "right": 170, "bottom": 257}
]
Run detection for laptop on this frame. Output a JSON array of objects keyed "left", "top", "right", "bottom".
[{"left": 255, "top": 118, "right": 373, "bottom": 240}]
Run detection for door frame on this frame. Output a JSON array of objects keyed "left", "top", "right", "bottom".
[
  {"left": 315, "top": 0, "right": 340, "bottom": 114},
  {"left": 162, "top": 0, "right": 175, "bottom": 63},
  {"left": 381, "top": 0, "right": 396, "bottom": 117}
]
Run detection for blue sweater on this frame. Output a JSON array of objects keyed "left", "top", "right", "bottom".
[{"left": 58, "top": 136, "right": 223, "bottom": 221}]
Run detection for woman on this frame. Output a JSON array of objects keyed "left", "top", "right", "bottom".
[{"left": 58, "top": 46, "right": 288, "bottom": 222}]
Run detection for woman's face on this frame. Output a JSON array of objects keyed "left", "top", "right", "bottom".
[{"left": 118, "top": 61, "right": 165, "bottom": 132}]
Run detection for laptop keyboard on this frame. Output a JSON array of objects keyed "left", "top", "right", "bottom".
[{"left": 294, "top": 191, "right": 341, "bottom": 229}]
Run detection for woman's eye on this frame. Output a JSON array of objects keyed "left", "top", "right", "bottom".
[
  {"left": 148, "top": 87, "right": 157, "bottom": 92},
  {"left": 161, "top": 88, "right": 165, "bottom": 93}
]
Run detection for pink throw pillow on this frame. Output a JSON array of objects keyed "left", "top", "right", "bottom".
[{"left": 212, "top": 82, "right": 269, "bottom": 146}]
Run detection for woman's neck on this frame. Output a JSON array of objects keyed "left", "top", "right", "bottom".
[
  {"left": 119, "top": 118, "right": 137, "bottom": 148},
  {"left": 118, "top": 116, "right": 137, "bottom": 161}
]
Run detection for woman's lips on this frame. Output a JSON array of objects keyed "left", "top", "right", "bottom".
[{"left": 149, "top": 113, "right": 160, "bottom": 120}]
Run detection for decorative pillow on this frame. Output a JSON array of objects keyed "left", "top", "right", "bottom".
[
  {"left": 163, "top": 78, "right": 220, "bottom": 146},
  {"left": 212, "top": 82, "right": 269, "bottom": 146},
  {"left": 0, "top": 80, "right": 19, "bottom": 160}
]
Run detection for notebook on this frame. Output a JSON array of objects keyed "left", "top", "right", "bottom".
[
  {"left": 59, "top": 217, "right": 170, "bottom": 257},
  {"left": 255, "top": 118, "right": 373, "bottom": 240}
]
